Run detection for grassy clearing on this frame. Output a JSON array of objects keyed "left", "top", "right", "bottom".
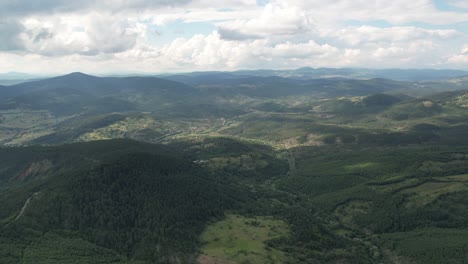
[
  {"left": 0, "top": 110, "right": 55, "bottom": 129},
  {"left": 0, "top": 110, "right": 61, "bottom": 145},
  {"left": 335, "top": 200, "right": 372, "bottom": 226},
  {"left": 401, "top": 181, "right": 468, "bottom": 207},
  {"left": 78, "top": 116, "right": 167, "bottom": 141},
  {"left": 434, "top": 173, "right": 468, "bottom": 182},
  {"left": 370, "top": 178, "right": 421, "bottom": 194},
  {"left": 199, "top": 214, "right": 289, "bottom": 264}
]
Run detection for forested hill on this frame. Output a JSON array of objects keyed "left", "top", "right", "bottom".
[
  {"left": 160, "top": 68, "right": 468, "bottom": 82},
  {"left": 0, "top": 72, "right": 198, "bottom": 116},
  {"left": 0, "top": 139, "right": 249, "bottom": 263},
  {"left": 0, "top": 72, "right": 194, "bottom": 102},
  {"left": 0, "top": 70, "right": 468, "bottom": 263}
]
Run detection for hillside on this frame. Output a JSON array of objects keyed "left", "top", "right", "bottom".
[
  {"left": 0, "top": 139, "right": 384, "bottom": 264},
  {"left": 2, "top": 134, "right": 468, "bottom": 263},
  {"left": 161, "top": 68, "right": 468, "bottom": 82},
  {"left": 2, "top": 0, "right": 468, "bottom": 260},
  {"left": 167, "top": 75, "right": 411, "bottom": 98},
  {"left": 0, "top": 73, "right": 197, "bottom": 116},
  {"left": 0, "top": 140, "right": 250, "bottom": 263},
  {"left": 0, "top": 71, "right": 468, "bottom": 263}
]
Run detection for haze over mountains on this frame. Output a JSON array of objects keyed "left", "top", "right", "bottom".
[
  {"left": 2, "top": 67, "right": 468, "bottom": 84},
  {"left": 2, "top": 0, "right": 468, "bottom": 262},
  {"left": 1, "top": 66, "right": 468, "bottom": 263},
  {"left": 0, "top": 68, "right": 467, "bottom": 146}
]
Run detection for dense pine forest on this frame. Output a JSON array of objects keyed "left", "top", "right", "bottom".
[{"left": 0, "top": 70, "right": 467, "bottom": 263}]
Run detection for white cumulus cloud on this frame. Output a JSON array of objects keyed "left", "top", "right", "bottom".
[{"left": 0, "top": 0, "right": 467, "bottom": 73}]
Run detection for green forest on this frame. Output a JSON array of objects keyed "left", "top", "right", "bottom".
[{"left": 0, "top": 71, "right": 467, "bottom": 263}]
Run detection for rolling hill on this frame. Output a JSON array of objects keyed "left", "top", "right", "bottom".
[
  {"left": 161, "top": 68, "right": 468, "bottom": 82},
  {"left": 1, "top": 70, "right": 468, "bottom": 263},
  {"left": 0, "top": 139, "right": 250, "bottom": 263},
  {"left": 0, "top": 72, "right": 197, "bottom": 115}
]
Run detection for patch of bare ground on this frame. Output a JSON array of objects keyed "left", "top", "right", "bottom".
[
  {"left": 278, "top": 137, "right": 299, "bottom": 148},
  {"left": 305, "top": 133, "right": 325, "bottom": 146},
  {"left": 384, "top": 250, "right": 415, "bottom": 264},
  {"left": 198, "top": 255, "right": 234, "bottom": 264},
  {"left": 12, "top": 159, "right": 52, "bottom": 182},
  {"left": 422, "top": 101, "right": 434, "bottom": 108}
]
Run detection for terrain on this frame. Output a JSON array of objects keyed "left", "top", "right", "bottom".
[{"left": 0, "top": 68, "right": 468, "bottom": 263}]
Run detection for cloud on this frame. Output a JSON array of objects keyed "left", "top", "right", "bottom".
[
  {"left": 217, "top": 2, "right": 313, "bottom": 40},
  {"left": 217, "top": 28, "right": 262, "bottom": 41},
  {"left": 158, "top": 32, "right": 252, "bottom": 68},
  {"left": 0, "top": 0, "right": 259, "bottom": 19},
  {"left": 0, "top": 0, "right": 192, "bottom": 17},
  {"left": 0, "top": 19, "right": 25, "bottom": 51},
  {"left": 259, "top": 41, "right": 339, "bottom": 59},
  {"left": 463, "top": 45, "right": 468, "bottom": 54},
  {"left": 326, "top": 26, "right": 461, "bottom": 46},
  {"left": 447, "top": 0, "right": 468, "bottom": 9},
  {"left": 143, "top": 33, "right": 435, "bottom": 70},
  {"left": 448, "top": 54, "right": 468, "bottom": 64},
  {"left": 56, "top": 33, "right": 343, "bottom": 71},
  {"left": 5, "top": 14, "right": 143, "bottom": 56},
  {"left": 0, "top": 0, "right": 467, "bottom": 73},
  {"left": 447, "top": 45, "right": 468, "bottom": 65},
  {"left": 284, "top": 0, "right": 468, "bottom": 25}
]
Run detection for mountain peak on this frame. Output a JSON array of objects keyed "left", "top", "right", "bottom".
[
  {"left": 30, "top": 72, "right": 102, "bottom": 87},
  {"left": 64, "top": 72, "right": 94, "bottom": 78},
  {"left": 50, "top": 72, "right": 99, "bottom": 82}
]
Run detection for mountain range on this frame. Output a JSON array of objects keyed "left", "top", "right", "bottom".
[{"left": 0, "top": 69, "right": 468, "bottom": 263}]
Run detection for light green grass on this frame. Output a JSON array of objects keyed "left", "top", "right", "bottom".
[
  {"left": 0, "top": 110, "right": 60, "bottom": 145},
  {"left": 371, "top": 178, "right": 420, "bottom": 193},
  {"left": 434, "top": 173, "right": 468, "bottom": 182},
  {"left": 401, "top": 181, "right": 468, "bottom": 207},
  {"left": 199, "top": 214, "right": 289, "bottom": 264}
]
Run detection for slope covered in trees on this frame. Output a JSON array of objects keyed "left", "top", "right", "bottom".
[
  {"left": 1, "top": 70, "right": 468, "bottom": 263},
  {"left": 0, "top": 140, "right": 249, "bottom": 263}
]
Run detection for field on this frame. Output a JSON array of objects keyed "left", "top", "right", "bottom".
[
  {"left": 199, "top": 215, "right": 289, "bottom": 264},
  {"left": 0, "top": 73, "right": 468, "bottom": 263}
]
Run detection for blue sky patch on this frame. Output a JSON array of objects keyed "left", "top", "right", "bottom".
[{"left": 147, "top": 20, "right": 217, "bottom": 46}]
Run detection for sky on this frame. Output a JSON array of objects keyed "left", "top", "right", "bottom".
[{"left": 0, "top": 0, "right": 467, "bottom": 74}]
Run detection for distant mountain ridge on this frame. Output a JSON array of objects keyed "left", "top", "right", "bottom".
[
  {"left": 2, "top": 68, "right": 467, "bottom": 85},
  {"left": 160, "top": 68, "right": 468, "bottom": 82},
  {"left": 0, "top": 72, "right": 197, "bottom": 116},
  {"left": 1, "top": 68, "right": 468, "bottom": 264},
  {"left": 1, "top": 71, "right": 466, "bottom": 119},
  {"left": 0, "top": 72, "right": 40, "bottom": 80}
]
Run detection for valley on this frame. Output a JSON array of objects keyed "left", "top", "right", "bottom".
[{"left": 0, "top": 69, "right": 467, "bottom": 263}]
